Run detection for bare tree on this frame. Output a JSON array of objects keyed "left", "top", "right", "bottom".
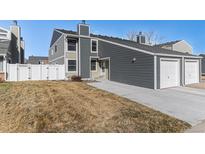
[
  {"left": 144, "top": 31, "right": 165, "bottom": 45},
  {"left": 126, "top": 31, "right": 165, "bottom": 45},
  {"left": 126, "top": 31, "right": 139, "bottom": 41}
]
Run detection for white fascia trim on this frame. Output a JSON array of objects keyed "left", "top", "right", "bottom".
[
  {"left": 185, "top": 59, "right": 200, "bottom": 62},
  {"left": 160, "top": 57, "right": 181, "bottom": 61},
  {"left": 156, "top": 53, "right": 202, "bottom": 59},
  {"left": 49, "top": 55, "right": 64, "bottom": 63}
]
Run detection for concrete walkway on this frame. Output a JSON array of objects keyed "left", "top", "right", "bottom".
[
  {"left": 185, "top": 120, "right": 205, "bottom": 133},
  {"left": 88, "top": 80, "right": 205, "bottom": 126}
]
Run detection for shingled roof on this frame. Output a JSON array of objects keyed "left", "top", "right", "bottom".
[
  {"left": 55, "top": 29, "right": 200, "bottom": 57},
  {"left": 154, "top": 40, "right": 182, "bottom": 47}
]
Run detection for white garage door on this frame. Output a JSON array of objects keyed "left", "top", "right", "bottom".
[
  {"left": 160, "top": 58, "right": 180, "bottom": 89},
  {"left": 185, "top": 60, "right": 199, "bottom": 85}
]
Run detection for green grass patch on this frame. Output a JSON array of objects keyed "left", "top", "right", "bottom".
[{"left": 0, "top": 82, "right": 12, "bottom": 93}]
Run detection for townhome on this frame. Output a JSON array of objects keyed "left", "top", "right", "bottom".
[
  {"left": 49, "top": 23, "right": 202, "bottom": 89},
  {"left": 0, "top": 21, "right": 25, "bottom": 80}
]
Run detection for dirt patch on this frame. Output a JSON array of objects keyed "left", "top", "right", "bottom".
[
  {"left": 0, "top": 81, "right": 191, "bottom": 133},
  {"left": 187, "top": 82, "right": 205, "bottom": 89}
]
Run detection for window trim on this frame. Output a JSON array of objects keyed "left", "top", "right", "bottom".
[
  {"left": 90, "top": 58, "right": 97, "bottom": 72},
  {"left": 67, "top": 60, "right": 77, "bottom": 72},
  {"left": 67, "top": 38, "right": 77, "bottom": 52},
  {"left": 91, "top": 39, "right": 98, "bottom": 53}
]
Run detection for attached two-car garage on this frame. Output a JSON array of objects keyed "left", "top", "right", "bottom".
[{"left": 159, "top": 57, "right": 200, "bottom": 89}]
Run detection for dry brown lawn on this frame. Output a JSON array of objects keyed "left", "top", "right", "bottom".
[
  {"left": 187, "top": 82, "right": 205, "bottom": 89},
  {"left": 0, "top": 81, "right": 190, "bottom": 133}
]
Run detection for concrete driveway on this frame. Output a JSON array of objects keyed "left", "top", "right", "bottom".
[{"left": 88, "top": 80, "right": 205, "bottom": 126}]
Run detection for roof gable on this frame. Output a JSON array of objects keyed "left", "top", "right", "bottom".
[{"left": 50, "top": 29, "right": 63, "bottom": 47}]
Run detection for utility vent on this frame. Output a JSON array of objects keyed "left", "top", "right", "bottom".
[{"left": 136, "top": 32, "right": 146, "bottom": 44}]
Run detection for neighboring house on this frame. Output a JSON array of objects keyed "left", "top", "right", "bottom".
[
  {"left": 49, "top": 23, "right": 202, "bottom": 89},
  {"left": 200, "top": 54, "right": 205, "bottom": 75},
  {"left": 155, "top": 40, "right": 193, "bottom": 54},
  {"left": 28, "top": 56, "right": 48, "bottom": 64},
  {"left": 0, "top": 21, "right": 25, "bottom": 80}
]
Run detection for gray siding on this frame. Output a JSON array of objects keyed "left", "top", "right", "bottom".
[
  {"left": 78, "top": 25, "right": 89, "bottom": 36},
  {"left": 80, "top": 37, "right": 91, "bottom": 78},
  {"left": 98, "top": 41, "right": 154, "bottom": 89},
  {"left": 50, "top": 30, "right": 62, "bottom": 47},
  {"left": 202, "top": 57, "right": 205, "bottom": 74},
  {"left": 50, "top": 57, "right": 64, "bottom": 65},
  {"left": 156, "top": 56, "right": 183, "bottom": 89},
  {"left": 49, "top": 35, "right": 64, "bottom": 64}
]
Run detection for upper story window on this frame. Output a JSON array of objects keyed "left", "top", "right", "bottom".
[
  {"left": 91, "top": 40, "right": 98, "bottom": 53},
  {"left": 67, "top": 39, "right": 77, "bottom": 52},
  {"left": 55, "top": 45, "right": 57, "bottom": 53}
]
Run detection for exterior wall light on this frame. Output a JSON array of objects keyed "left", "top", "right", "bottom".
[{"left": 132, "top": 57, "right": 136, "bottom": 63}]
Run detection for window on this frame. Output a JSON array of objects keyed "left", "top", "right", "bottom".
[
  {"left": 55, "top": 45, "right": 57, "bottom": 53},
  {"left": 91, "top": 59, "right": 97, "bottom": 71},
  {"left": 91, "top": 40, "right": 97, "bottom": 52},
  {"left": 51, "top": 49, "right": 54, "bottom": 55},
  {"left": 68, "top": 39, "right": 77, "bottom": 51},
  {"left": 68, "top": 60, "right": 76, "bottom": 71},
  {"left": 0, "top": 57, "right": 3, "bottom": 72}
]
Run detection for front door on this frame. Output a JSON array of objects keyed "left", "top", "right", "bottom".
[{"left": 100, "top": 60, "right": 109, "bottom": 80}]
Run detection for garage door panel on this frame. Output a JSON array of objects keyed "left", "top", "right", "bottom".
[
  {"left": 185, "top": 60, "right": 199, "bottom": 85},
  {"left": 160, "top": 59, "right": 180, "bottom": 89}
]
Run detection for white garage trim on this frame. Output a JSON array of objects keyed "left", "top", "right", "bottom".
[
  {"left": 185, "top": 59, "right": 199, "bottom": 85},
  {"left": 154, "top": 55, "right": 157, "bottom": 90},
  {"left": 160, "top": 58, "right": 180, "bottom": 89}
]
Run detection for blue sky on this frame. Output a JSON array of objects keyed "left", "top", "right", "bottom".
[{"left": 0, "top": 20, "right": 205, "bottom": 58}]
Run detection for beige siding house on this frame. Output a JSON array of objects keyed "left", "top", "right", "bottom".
[{"left": 155, "top": 40, "right": 193, "bottom": 54}]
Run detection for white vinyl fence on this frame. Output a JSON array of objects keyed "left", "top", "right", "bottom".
[{"left": 7, "top": 64, "right": 65, "bottom": 81}]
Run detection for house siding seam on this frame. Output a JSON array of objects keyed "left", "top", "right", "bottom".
[{"left": 98, "top": 41, "right": 154, "bottom": 89}]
